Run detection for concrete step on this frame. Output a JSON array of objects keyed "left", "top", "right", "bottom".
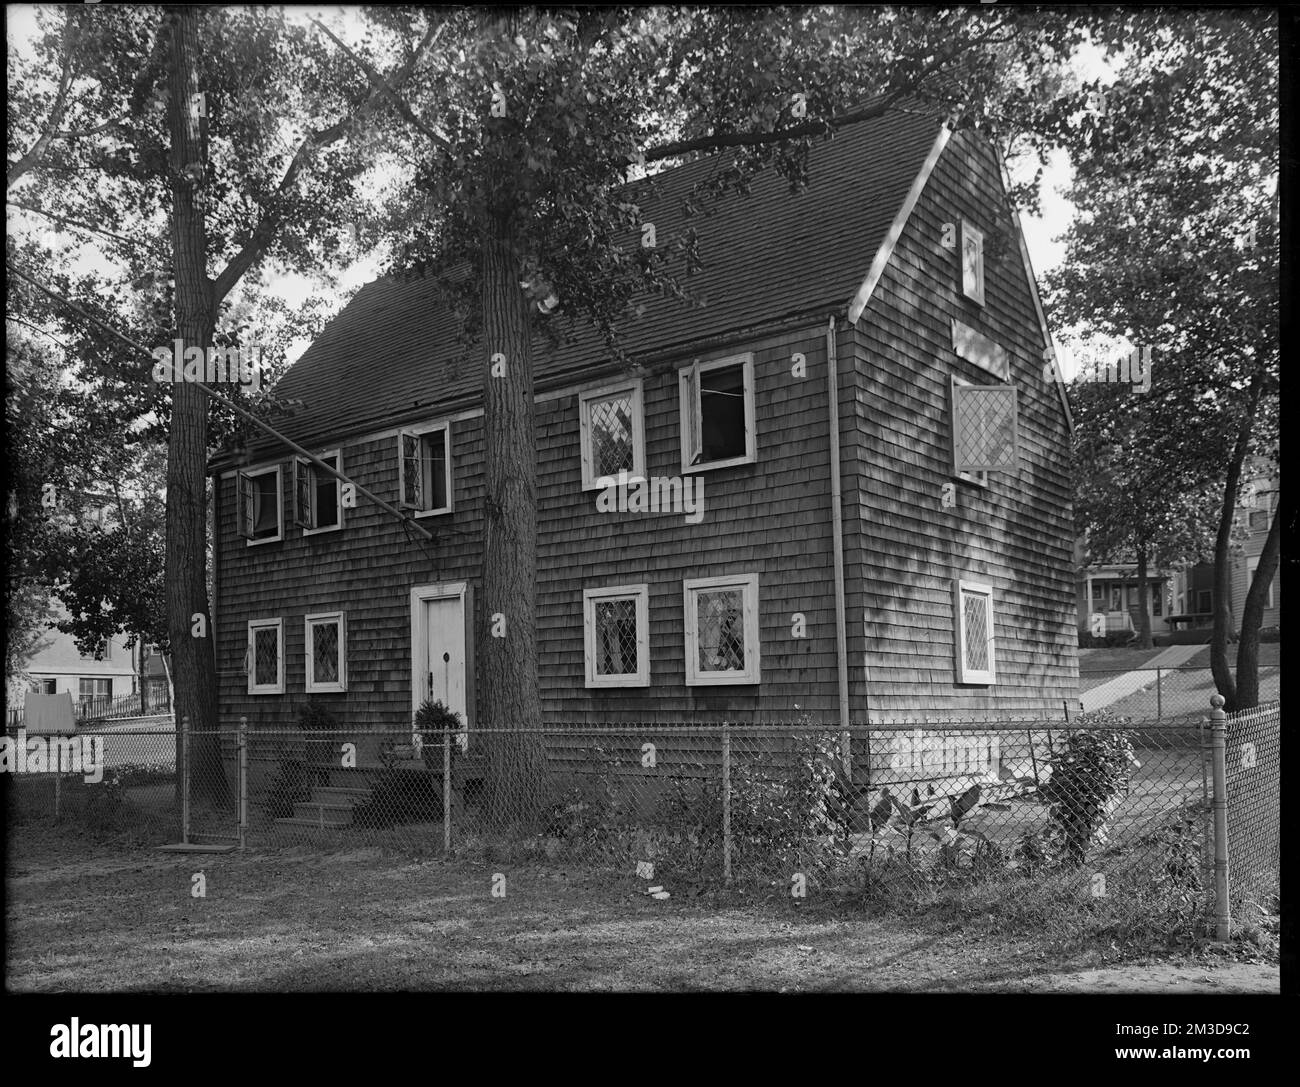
[
  {"left": 289, "top": 801, "right": 354, "bottom": 826},
  {"left": 312, "top": 786, "right": 371, "bottom": 805},
  {"left": 273, "top": 816, "right": 352, "bottom": 830}
]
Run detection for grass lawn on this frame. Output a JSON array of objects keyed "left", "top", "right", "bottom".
[{"left": 4, "top": 828, "right": 1277, "bottom": 993}]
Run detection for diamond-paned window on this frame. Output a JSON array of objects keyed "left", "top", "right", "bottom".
[
  {"left": 247, "top": 619, "right": 283, "bottom": 694},
  {"left": 238, "top": 466, "right": 282, "bottom": 542},
  {"left": 580, "top": 381, "right": 644, "bottom": 490},
  {"left": 306, "top": 613, "right": 346, "bottom": 692},
  {"left": 684, "top": 574, "right": 760, "bottom": 685},
  {"left": 398, "top": 425, "right": 452, "bottom": 514},
  {"left": 680, "top": 354, "right": 755, "bottom": 471},
  {"left": 954, "top": 580, "right": 995, "bottom": 684},
  {"left": 583, "top": 585, "right": 649, "bottom": 687}
]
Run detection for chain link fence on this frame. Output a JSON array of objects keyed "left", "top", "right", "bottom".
[{"left": 4, "top": 699, "right": 1278, "bottom": 936}]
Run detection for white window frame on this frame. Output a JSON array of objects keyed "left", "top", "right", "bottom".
[
  {"left": 1245, "top": 556, "right": 1274, "bottom": 609},
  {"left": 582, "top": 584, "right": 650, "bottom": 688},
  {"left": 961, "top": 219, "right": 985, "bottom": 305},
  {"left": 239, "top": 464, "right": 284, "bottom": 546},
  {"left": 949, "top": 375, "right": 989, "bottom": 487},
  {"left": 396, "top": 421, "right": 454, "bottom": 517},
  {"left": 297, "top": 450, "right": 344, "bottom": 536},
  {"left": 679, "top": 353, "right": 757, "bottom": 473},
  {"left": 954, "top": 579, "right": 996, "bottom": 685},
  {"left": 579, "top": 378, "right": 646, "bottom": 491},
  {"left": 246, "top": 618, "right": 285, "bottom": 695},
  {"left": 304, "top": 611, "right": 347, "bottom": 693},
  {"left": 683, "top": 573, "right": 761, "bottom": 685}
]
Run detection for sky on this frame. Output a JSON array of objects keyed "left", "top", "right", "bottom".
[{"left": 7, "top": 5, "right": 1117, "bottom": 378}]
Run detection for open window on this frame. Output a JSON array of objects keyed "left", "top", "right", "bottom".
[
  {"left": 246, "top": 618, "right": 284, "bottom": 695},
  {"left": 305, "top": 611, "right": 347, "bottom": 693},
  {"left": 961, "top": 219, "right": 985, "bottom": 305},
  {"left": 237, "top": 465, "right": 283, "bottom": 544},
  {"left": 583, "top": 584, "right": 650, "bottom": 688},
  {"left": 294, "top": 451, "right": 342, "bottom": 534},
  {"left": 397, "top": 423, "right": 452, "bottom": 515},
  {"left": 950, "top": 379, "right": 1019, "bottom": 474},
  {"left": 684, "top": 573, "right": 760, "bottom": 685},
  {"left": 954, "top": 579, "right": 996, "bottom": 685},
  {"left": 679, "top": 353, "right": 756, "bottom": 472},
  {"left": 579, "top": 380, "right": 645, "bottom": 491}
]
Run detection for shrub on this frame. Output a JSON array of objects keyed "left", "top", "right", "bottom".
[
  {"left": 1041, "top": 724, "right": 1139, "bottom": 866},
  {"left": 352, "top": 767, "right": 441, "bottom": 828},
  {"left": 263, "top": 756, "right": 311, "bottom": 819},
  {"left": 414, "top": 699, "right": 463, "bottom": 773}
]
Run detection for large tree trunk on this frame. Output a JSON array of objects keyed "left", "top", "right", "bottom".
[
  {"left": 1209, "top": 371, "right": 1265, "bottom": 712},
  {"left": 1234, "top": 509, "right": 1280, "bottom": 710},
  {"left": 478, "top": 221, "right": 545, "bottom": 827},
  {"left": 164, "top": 6, "right": 226, "bottom": 808},
  {"left": 1134, "top": 543, "right": 1153, "bottom": 649}
]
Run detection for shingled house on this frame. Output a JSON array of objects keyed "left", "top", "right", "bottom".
[{"left": 210, "top": 106, "right": 1079, "bottom": 784}]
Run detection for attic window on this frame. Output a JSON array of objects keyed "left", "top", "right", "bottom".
[
  {"left": 238, "top": 465, "right": 283, "bottom": 544},
  {"left": 954, "top": 580, "right": 996, "bottom": 685},
  {"left": 580, "top": 379, "right": 645, "bottom": 491},
  {"left": 397, "top": 423, "right": 452, "bottom": 516},
  {"left": 679, "top": 354, "right": 756, "bottom": 472},
  {"left": 951, "top": 380, "right": 1019, "bottom": 474},
  {"left": 294, "top": 451, "right": 342, "bottom": 534},
  {"left": 961, "top": 219, "right": 985, "bottom": 305}
]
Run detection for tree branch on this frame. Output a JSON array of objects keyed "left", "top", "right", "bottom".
[
  {"left": 210, "top": 20, "right": 446, "bottom": 305},
  {"left": 7, "top": 8, "right": 81, "bottom": 189},
  {"left": 7, "top": 196, "right": 159, "bottom": 252}
]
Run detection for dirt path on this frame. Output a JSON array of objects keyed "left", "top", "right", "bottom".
[{"left": 989, "top": 962, "right": 1278, "bottom": 993}]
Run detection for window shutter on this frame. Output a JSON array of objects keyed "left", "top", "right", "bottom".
[
  {"left": 398, "top": 431, "right": 422, "bottom": 510},
  {"left": 953, "top": 384, "right": 1019, "bottom": 473},
  {"left": 292, "top": 457, "right": 314, "bottom": 528},
  {"left": 685, "top": 361, "right": 702, "bottom": 466},
  {"left": 236, "top": 472, "right": 254, "bottom": 539}
]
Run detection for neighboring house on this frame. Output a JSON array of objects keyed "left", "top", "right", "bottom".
[
  {"left": 1168, "top": 459, "right": 1280, "bottom": 635},
  {"left": 1076, "top": 558, "right": 1173, "bottom": 638},
  {"left": 8, "top": 604, "right": 137, "bottom": 706},
  {"left": 209, "top": 105, "right": 1078, "bottom": 771}
]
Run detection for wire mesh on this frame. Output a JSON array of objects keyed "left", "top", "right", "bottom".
[{"left": 1223, "top": 702, "right": 1280, "bottom": 917}]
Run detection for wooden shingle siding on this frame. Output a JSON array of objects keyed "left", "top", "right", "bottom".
[
  {"left": 216, "top": 324, "right": 848, "bottom": 737},
  {"left": 848, "top": 129, "right": 1077, "bottom": 721}
]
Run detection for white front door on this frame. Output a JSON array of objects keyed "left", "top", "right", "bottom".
[{"left": 411, "top": 583, "right": 472, "bottom": 748}]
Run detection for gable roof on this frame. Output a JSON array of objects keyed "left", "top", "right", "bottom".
[{"left": 241, "top": 106, "right": 945, "bottom": 457}]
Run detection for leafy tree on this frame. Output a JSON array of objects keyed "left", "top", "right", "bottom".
[
  {"left": 7, "top": 4, "right": 439, "bottom": 798},
  {"left": 1046, "top": 9, "right": 1278, "bottom": 707}
]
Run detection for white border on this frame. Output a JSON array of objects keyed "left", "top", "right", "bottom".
[
  {"left": 304, "top": 611, "right": 347, "bottom": 692},
  {"left": 246, "top": 617, "right": 284, "bottom": 694},
  {"left": 684, "top": 573, "right": 761, "bottom": 685},
  {"left": 579, "top": 379, "right": 646, "bottom": 492},
  {"left": 954, "top": 579, "right": 996, "bottom": 685},
  {"left": 678, "top": 353, "right": 756, "bottom": 473},
  {"left": 583, "top": 583, "right": 650, "bottom": 688}
]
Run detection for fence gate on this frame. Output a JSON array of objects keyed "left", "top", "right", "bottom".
[{"left": 159, "top": 716, "right": 246, "bottom": 853}]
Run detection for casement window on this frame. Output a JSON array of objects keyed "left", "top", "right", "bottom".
[
  {"left": 294, "top": 451, "right": 342, "bottom": 534},
  {"left": 246, "top": 618, "right": 284, "bottom": 695},
  {"left": 305, "top": 612, "right": 347, "bottom": 693},
  {"left": 397, "top": 423, "right": 453, "bottom": 515},
  {"left": 38, "top": 678, "right": 57, "bottom": 695},
  {"left": 683, "top": 573, "right": 760, "bottom": 685},
  {"left": 954, "top": 579, "right": 996, "bottom": 685},
  {"left": 579, "top": 379, "right": 646, "bottom": 491},
  {"left": 78, "top": 678, "right": 110, "bottom": 701},
  {"left": 583, "top": 584, "right": 650, "bottom": 687},
  {"left": 1246, "top": 557, "right": 1275, "bottom": 609},
  {"left": 679, "top": 353, "right": 756, "bottom": 472},
  {"left": 961, "top": 219, "right": 985, "bottom": 305},
  {"left": 950, "top": 375, "right": 1018, "bottom": 475},
  {"left": 237, "top": 465, "right": 283, "bottom": 544}
]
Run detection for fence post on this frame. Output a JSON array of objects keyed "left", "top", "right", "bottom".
[
  {"left": 1156, "top": 668, "right": 1163, "bottom": 719},
  {"left": 180, "top": 713, "right": 190, "bottom": 844},
  {"left": 1209, "top": 694, "right": 1230, "bottom": 941},
  {"left": 722, "top": 723, "right": 732, "bottom": 885},
  {"left": 237, "top": 716, "right": 248, "bottom": 850},
  {"left": 1199, "top": 716, "right": 1211, "bottom": 894},
  {"left": 443, "top": 726, "right": 452, "bottom": 856}
]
